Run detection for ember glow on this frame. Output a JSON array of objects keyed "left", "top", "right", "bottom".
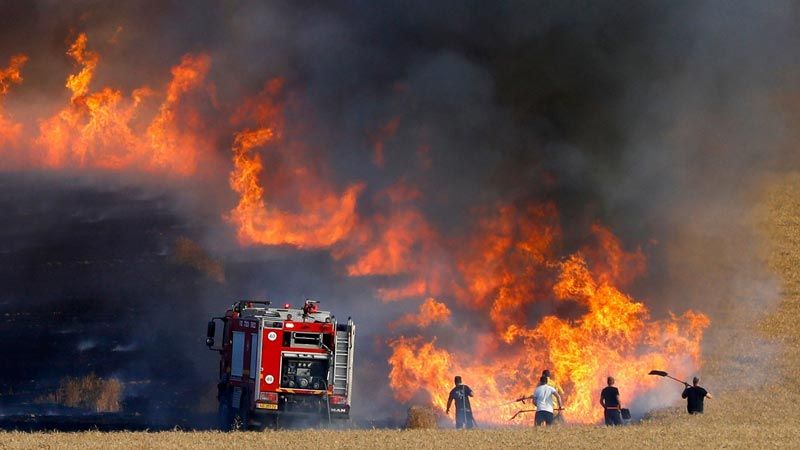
[{"left": 0, "top": 23, "right": 712, "bottom": 426}]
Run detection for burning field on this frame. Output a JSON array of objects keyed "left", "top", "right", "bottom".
[{"left": 2, "top": 0, "right": 800, "bottom": 443}]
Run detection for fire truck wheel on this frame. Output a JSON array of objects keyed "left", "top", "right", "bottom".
[
  {"left": 265, "top": 414, "right": 279, "bottom": 430},
  {"left": 248, "top": 414, "right": 278, "bottom": 431}
]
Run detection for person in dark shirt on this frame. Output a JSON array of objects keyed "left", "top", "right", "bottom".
[
  {"left": 682, "top": 376, "right": 712, "bottom": 414},
  {"left": 446, "top": 375, "right": 476, "bottom": 429},
  {"left": 599, "top": 376, "right": 623, "bottom": 426}
]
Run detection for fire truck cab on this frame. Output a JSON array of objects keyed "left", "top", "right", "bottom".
[{"left": 206, "top": 299, "right": 355, "bottom": 430}]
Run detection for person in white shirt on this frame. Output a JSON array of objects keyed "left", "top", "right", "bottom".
[{"left": 533, "top": 375, "right": 563, "bottom": 426}]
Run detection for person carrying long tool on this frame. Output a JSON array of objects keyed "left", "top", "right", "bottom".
[
  {"left": 542, "top": 369, "right": 565, "bottom": 423},
  {"left": 682, "top": 376, "right": 712, "bottom": 414},
  {"left": 446, "top": 375, "right": 476, "bottom": 429},
  {"left": 533, "top": 375, "right": 564, "bottom": 426},
  {"left": 648, "top": 370, "right": 713, "bottom": 415}
]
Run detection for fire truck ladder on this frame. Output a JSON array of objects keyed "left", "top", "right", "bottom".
[{"left": 332, "top": 318, "right": 355, "bottom": 398}]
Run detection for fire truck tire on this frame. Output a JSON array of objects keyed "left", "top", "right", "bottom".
[{"left": 248, "top": 413, "right": 278, "bottom": 431}]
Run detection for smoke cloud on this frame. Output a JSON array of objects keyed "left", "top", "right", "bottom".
[{"left": 0, "top": 0, "right": 795, "bottom": 424}]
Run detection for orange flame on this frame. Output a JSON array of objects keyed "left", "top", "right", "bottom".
[
  {"left": 0, "top": 54, "right": 28, "bottom": 147},
  {"left": 338, "top": 183, "right": 431, "bottom": 277},
  {"left": 32, "top": 34, "right": 212, "bottom": 173},
  {"left": 387, "top": 204, "right": 709, "bottom": 425},
  {"left": 0, "top": 54, "right": 27, "bottom": 96},
  {"left": 391, "top": 297, "right": 451, "bottom": 329},
  {"left": 65, "top": 33, "right": 99, "bottom": 101},
  {"left": 226, "top": 79, "right": 364, "bottom": 248},
  {"left": 146, "top": 54, "right": 212, "bottom": 175}
]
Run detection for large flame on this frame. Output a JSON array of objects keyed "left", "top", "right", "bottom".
[
  {"left": 386, "top": 205, "right": 709, "bottom": 424},
  {"left": 390, "top": 298, "right": 452, "bottom": 329},
  {"left": 226, "top": 79, "right": 364, "bottom": 248},
  {"left": 337, "top": 183, "right": 432, "bottom": 277},
  {"left": 146, "top": 53, "right": 213, "bottom": 175},
  {"left": 0, "top": 33, "right": 214, "bottom": 173}
]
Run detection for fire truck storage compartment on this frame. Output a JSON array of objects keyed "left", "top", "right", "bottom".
[
  {"left": 282, "top": 331, "right": 333, "bottom": 348},
  {"left": 281, "top": 354, "right": 329, "bottom": 389}
]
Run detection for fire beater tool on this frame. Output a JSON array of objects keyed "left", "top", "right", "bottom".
[
  {"left": 648, "top": 370, "right": 690, "bottom": 387},
  {"left": 509, "top": 407, "right": 564, "bottom": 421},
  {"left": 494, "top": 395, "right": 533, "bottom": 407}
]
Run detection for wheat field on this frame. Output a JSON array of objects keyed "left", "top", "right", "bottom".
[{"left": 2, "top": 173, "right": 800, "bottom": 449}]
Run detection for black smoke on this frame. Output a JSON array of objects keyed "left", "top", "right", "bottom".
[{"left": 0, "top": 0, "right": 797, "bottom": 424}]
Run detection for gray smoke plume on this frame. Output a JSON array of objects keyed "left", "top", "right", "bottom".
[{"left": 0, "top": 0, "right": 796, "bottom": 425}]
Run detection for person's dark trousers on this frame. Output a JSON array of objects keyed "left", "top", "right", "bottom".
[
  {"left": 455, "top": 410, "right": 475, "bottom": 429},
  {"left": 604, "top": 409, "right": 622, "bottom": 426},
  {"left": 534, "top": 411, "right": 554, "bottom": 426}
]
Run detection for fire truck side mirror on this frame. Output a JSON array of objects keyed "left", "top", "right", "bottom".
[{"left": 206, "top": 320, "right": 216, "bottom": 347}]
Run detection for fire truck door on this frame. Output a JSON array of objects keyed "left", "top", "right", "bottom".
[
  {"left": 231, "top": 331, "right": 245, "bottom": 377},
  {"left": 231, "top": 330, "right": 260, "bottom": 380}
]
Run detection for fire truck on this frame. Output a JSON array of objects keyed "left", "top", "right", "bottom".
[{"left": 206, "top": 299, "right": 355, "bottom": 430}]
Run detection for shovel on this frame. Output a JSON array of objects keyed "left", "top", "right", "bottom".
[{"left": 648, "top": 370, "right": 689, "bottom": 387}]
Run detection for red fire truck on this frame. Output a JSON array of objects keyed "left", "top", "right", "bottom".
[{"left": 206, "top": 299, "right": 355, "bottom": 429}]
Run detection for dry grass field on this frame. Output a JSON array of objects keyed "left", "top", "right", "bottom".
[{"left": 2, "top": 173, "right": 800, "bottom": 448}]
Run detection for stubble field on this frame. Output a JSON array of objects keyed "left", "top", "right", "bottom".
[{"left": 2, "top": 173, "right": 800, "bottom": 449}]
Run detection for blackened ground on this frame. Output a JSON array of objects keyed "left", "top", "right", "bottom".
[
  {"left": 0, "top": 173, "right": 403, "bottom": 430},
  {"left": 0, "top": 173, "right": 225, "bottom": 428}
]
